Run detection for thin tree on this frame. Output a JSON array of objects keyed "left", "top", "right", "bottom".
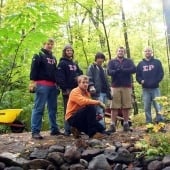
[
  {"left": 75, "top": 0, "right": 112, "bottom": 59},
  {"left": 162, "top": 0, "right": 170, "bottom": 75},
  {"left": 120, "top": 0, "right": 138, "bottom": 114}
]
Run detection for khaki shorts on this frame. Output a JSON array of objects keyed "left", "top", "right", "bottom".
[{"left": 110, "top": 87, "right": 132, "bottom": 109}]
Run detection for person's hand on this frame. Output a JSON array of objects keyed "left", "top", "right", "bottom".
[
  {"left": 29, "top": 81, "right": 36, "bottom": 93},
  {"left": 99, "top": 101, "right": 106, "bottom": 110},
  {"left": 116, "top": 66, "right": 122, "bottom": 73},
  {"left": 89, "top": 85, "right": 96, "bottom": 94},
  {"left": 107, "top": 92, "right": 113, "bottom": 100}
]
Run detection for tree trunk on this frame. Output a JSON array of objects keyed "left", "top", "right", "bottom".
[
  {"left": 162, "top": 0, "right": 170, "bottom": 75},
  {"left": 120, "top": 0, "right": 138, "bottom": 115}
]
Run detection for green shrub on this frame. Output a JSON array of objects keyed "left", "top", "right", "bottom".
[
  {"left": 131, "top": 112, "right": 146, "bottom": 127},
  {"left": 135, "top": 133, "right": 170, "bottom": 158}
]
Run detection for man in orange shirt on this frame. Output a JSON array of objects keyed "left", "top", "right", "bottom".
[{"left": 65, "top": 75, "right": 108, "bottom": 139}]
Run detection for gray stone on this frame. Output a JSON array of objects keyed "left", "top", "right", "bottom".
[
  {"left": 64, "top": 146, "right": 81, "bottom": 163},
  {"left": 0, "top": 155, "right": 21, "bottom": 167},
  {"left": 105, "top": 149, "right": 133, "bottom": 164},
  {"left": 46, "top": 164, "right": 58, "bottom": 170},
  {"left": 28, "top": 158, "right": 52, "bottom": 169},
  {"left": 60, "top": 163, "right": 70, "bottom": 170},
  {"left": 133, "top": 167, "right": 143, "bottom": 170},
  {"left": 4, "top": 166, "right": 23, "bottom": 170},
  {"left": 70, "top": 163, "right": 85, "bottom": 170},
  {"left": 147, "top": 160, "right": 163, "bottom": 170},
  {"left": 163, "top": 155, "right": 170, "bottom": 166},
  {"left": 104, "top": 150, "right": 118, "bottom": 163},
  {"left": 49, "top": 145, "right": 65, "bottom": 153},
  {"left": 0, "top": 162, "right": 5, "bottom": 170},
  {"left": 162, "top": 167, "right": 170, "bottom": 170},
  {"left": 81, "top": 149, "right": 104, "bottom": 162},
  {"left": 88, "top": 139, "right": 103, "bottom": 147},
  {"left": 113, "top": 163, "right": 122, "bottom": 170},
  {"left": 114, "top": 142, "right": 122, "bottom": 149},
  {"left": 29, "top": 148, "right": 48, "bottom": 159},
  {"left": 47, "top": 152, "right": 64, "bottom": 166},
  {"left": 80, "top": 159, "right": 88, "bottom": 168},
  {"left": 88, "top": 154, "right": 111, "bottom": 170},
  {"left": 117, "top": 147, "right": 130, "bottom": 154}
]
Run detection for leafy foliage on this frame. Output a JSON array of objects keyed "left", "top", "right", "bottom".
[
  {"left": 135, "top": 133, "right": 170, "bottom": 158},
  {"left": 0, "top": 0, "right": 170, "bottom": 133}
]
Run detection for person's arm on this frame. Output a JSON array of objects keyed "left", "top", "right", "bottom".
[
  {"left": 56, "top": 61, "right": 68, "bottom": 91},
  {"left": 107, "top": 60, "right": 118, "bottom": 76},
  {"left": 121, "top": 59, "right": 136, "bottom": 74},
  {"left": 157, "top": 60, "right": 164, "bottom": 83},
  {"left": 70, "top": 89, "right": 106, "bottom": 109},
  {"left": 73, "top": 64, "right": 83, "bottom": 86},
  {"left": 136, "top": 62, "right": 144, "bottom": 84},
  {"left": 76, "top": 64, "right": 83, "bottom": 76},
  {"left": 87, "top": 65, "right": 95, "bottom": 85},
  {"left": 29, "top": 54, "right": 40, "bottom": 92},
  {"left": 30, "top": 54, "right": 40, "bottom": 81}
]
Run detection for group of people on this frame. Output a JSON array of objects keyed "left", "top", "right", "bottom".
[{"left": 29, "top": 38, "right": 164, "bottom": 140}]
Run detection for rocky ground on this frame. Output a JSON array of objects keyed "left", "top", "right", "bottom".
[
  {"left": 0, "top": 120, "right": 170, "bottom": 170},
  {"left": 0, "top": 123, "right": 163, "bottom": 155}
]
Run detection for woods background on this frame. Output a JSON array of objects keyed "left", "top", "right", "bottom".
[{"left": 0, "top": 0, "right": 170, "bottom": 131}]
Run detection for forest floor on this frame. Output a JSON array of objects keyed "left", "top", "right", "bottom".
[{"left": 0, "top": 118, "right": 169, "bottom": 156}]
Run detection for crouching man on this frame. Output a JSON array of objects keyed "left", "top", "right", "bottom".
[{"left": 65, "top": 75, "right": 108, "bottom": 139}]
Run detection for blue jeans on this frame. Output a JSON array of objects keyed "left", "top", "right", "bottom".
[
  {"left": 142, "top": 88, "right": 164, "bottom": 123},
  {"left": 96, "top": 93, "right": 107, "bottom": 129},
  {"left": 63, "top": 94, "right": 71, "bottom": 134},
  {"left": 31, "top": 84, "right": 59, "bottom": 134}
]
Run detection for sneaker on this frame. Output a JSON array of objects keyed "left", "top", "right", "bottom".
[
  {"left": 107, "top": 124, "right": 116, "bottom": 133},
  {"left": 64, "top": 131, "right": 71, "bottom": 136},
  {"left": 123, "top": 123, "right": 130, "bottom": 132},
  {"left": 92, "top": 132, "right": 105, "bottom": 139},
  {"left": 102, "top": 130, "right": 111, "bottom": 135},
  {"left": 32, "top": 133, "right": 43, "bottom": 140},
  {"left": 50, "top": 131, "right": 63, "bottom": 136},
  {"left": 71, "top": 127, "right": 81, "bottom": 139}
]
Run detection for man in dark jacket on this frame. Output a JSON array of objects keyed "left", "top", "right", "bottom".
[
  {"left": 87, "top": 52, "right": 112, "bottom": 129},
  {"left": 57, "top": 45, "right": 83, "bottom": 136},
  {"left": 136, "top": 47, "right": 164, "bottom": 124},
  {"left": 107, "top": 46, "right": 136, "bottom": 132},
  {"left": 29, "top": 38, "right": 61, "bottom": 139}
]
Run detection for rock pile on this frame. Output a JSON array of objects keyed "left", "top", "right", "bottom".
[{"left": 0, "top": 137, "right": 170, "bottom": 170}]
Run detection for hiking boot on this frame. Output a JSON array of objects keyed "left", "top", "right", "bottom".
[
  {"left": 108, "top": 124, "right": 116, "bottom": 133},
  {"left": 92, "top": 132, "right": 105, "bottom": 139},
  {"left": 123, "top": 123, "right": 130, "bottom": 132},
  {"left": 50, "top": 131, "right": 64, "bottom": 136},
  {"left": 32, "top": 133, "right": 43, "bottom": 140},
  {"left": 71, "top": 127, "right": 81, "bottom": 139}
]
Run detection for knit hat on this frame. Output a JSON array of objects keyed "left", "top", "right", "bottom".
[
  {"left": 62, "top": 44, "right": 74, "bottom": 57},
  {"left": 63, "top": 44, "right": 73, "bottom": 50}
]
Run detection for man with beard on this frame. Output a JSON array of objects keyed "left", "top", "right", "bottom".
[{"left": 107, "top": 46, "right": 136, "bottom": 133}]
